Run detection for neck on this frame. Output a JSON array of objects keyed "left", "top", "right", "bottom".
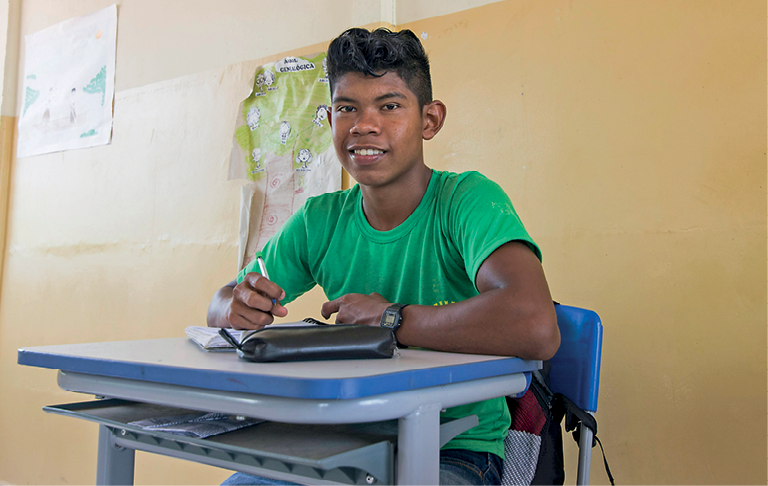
[{"left": 360, "top": 165, "right": 433, "bottom": 231}]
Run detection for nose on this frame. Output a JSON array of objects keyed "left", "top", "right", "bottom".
[{"left": 350, "top": 108, "right": 380, "bottom": 136}]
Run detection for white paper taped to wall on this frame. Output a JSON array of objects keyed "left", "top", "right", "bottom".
[{"left": 17, "top": 4, "right": 117, "bottom": 158}]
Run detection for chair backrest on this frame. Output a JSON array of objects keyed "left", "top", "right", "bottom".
[{"left": 548, "top": 305, "right": 603, "bottom": 413}]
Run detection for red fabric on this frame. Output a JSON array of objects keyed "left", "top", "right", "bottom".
[{"left": 510, "top": 389, "right": 547, "bottom": 436}]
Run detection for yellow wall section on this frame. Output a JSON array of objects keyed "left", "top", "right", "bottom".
[
  {"left": 401, "top": 2, "right": 766, "bottom": 483},
  {"left": 0, "top": 115, "right": 13, "bottom": 297},
  {"left": 0, "top": 1, "right": 765, "bottom": 485}
]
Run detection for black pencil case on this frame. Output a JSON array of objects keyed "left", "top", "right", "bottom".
[{"left": 219, "top": 323, "right": 397, "bottom": 362}]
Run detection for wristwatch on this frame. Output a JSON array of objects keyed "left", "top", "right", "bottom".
[{"left": 380, "top": 303, "right": 409, "bottom": 346}]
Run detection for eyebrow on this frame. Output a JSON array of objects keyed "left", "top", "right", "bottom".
[
  {"left": 332, "top": 91, "right": 408, "bottom": 104},
  {"left": 374, "top": 91, "right": 407, "bottom": 102}
]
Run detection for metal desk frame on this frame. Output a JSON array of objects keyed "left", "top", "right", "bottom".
[{"left": 19, "top": 338, "right": 540, "bottom": 485}]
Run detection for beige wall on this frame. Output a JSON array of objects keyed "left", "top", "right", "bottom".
[
  {"left": 402, "top": 2, "right": 766, "bottom": 483},
  {"left": 0, "top": 0, "right": 15, "bottom": 310},
  {"left": 0, "top": 1, "right": 764, "bottom": 484}
]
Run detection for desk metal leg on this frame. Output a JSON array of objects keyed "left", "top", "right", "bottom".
[
  {"left": 397, "top": 403, "right": 441, "bottom": 485},
  {"left": 97, "top": 425, "right": 135, "bottom": 485}
]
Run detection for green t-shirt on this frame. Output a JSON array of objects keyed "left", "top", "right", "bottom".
[{"left": 238, "top": 169, "right": 541, "bottom": 457}]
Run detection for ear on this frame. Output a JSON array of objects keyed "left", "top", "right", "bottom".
[
  {"left": 422, "top": 100, "right": 446, "bottom": 141},
  {"left": 326, "top": 106, "right": 333, "bottom": 129}
]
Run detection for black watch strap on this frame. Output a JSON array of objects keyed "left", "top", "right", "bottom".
[{"left": 381, "top": 303, "right": 409, "bottom": 347}]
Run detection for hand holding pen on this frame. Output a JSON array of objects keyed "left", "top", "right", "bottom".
[
  {"left": 257, "top": 255, "right": 276, "bottom": 305},
  {"left": 226, "top": 253, "right": 287, "bottom": 330}
]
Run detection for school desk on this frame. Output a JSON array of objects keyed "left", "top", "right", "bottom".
[{"left": 18, "top": 337, "right": 540, "bottom": 485}]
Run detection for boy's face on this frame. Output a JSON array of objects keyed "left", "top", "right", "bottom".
[{"left": 328, "top": 71, "right": 431, "bottom": 189}]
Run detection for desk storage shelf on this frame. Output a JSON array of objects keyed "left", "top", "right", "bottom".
[
  {"left": 44, "top": 398, "right": 479, "bottom": 485},
  {"left": 21, "top": 339, "right": 536, "bottom": 485}
]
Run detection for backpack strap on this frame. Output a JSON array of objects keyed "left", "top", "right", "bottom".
[
  {"left": 594, "top": 436, "right": 615, "bottom": 486},
  {"left": 503, "top": 363, "right": 565, "bottom": 485},
  {"left": 559, "top": 394, "right": 597, "bottom": 445},
  {"left": 552, "top": 393, "right": 615, "bottom": 485}
]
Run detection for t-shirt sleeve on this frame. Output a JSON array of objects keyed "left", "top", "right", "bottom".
[
  {"left": 446, "top": 172, "right": 541, "bottom": 290},
  {"left": 236, "top": 204, "right": 317, "bottom": 304}
]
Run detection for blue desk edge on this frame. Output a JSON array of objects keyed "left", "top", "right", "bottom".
[{"left": 18, "top": 347, "right": 541, "bottom": 400}]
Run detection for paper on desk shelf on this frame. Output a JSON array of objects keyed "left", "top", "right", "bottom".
[{"left": 129, "top": 413, "right": 263, "bottom": 439}]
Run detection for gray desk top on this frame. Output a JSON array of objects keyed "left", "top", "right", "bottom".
[{"left": 19, "top": 338, "right": 540, "bottom": 400}]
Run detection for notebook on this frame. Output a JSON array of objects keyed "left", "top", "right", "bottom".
[{"left": 185, "top": 319, "right": 326, "bottom": 351}]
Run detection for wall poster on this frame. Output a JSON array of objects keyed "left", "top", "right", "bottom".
[
  {"left": 17, "top": 4, "right": 117, "bottom": 158},
  {"left": 229, "top": 52, "right": 342, "bottom": 269}
]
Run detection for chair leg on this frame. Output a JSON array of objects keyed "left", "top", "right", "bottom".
[{"left": 576, "top": 413, "right": 594, "bottom": 486}]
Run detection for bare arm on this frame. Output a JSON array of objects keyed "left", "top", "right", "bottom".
[
  {"left": 207, "top": 274, "right": 288, "bottom": 330},
  {"left": 321, "top": 241, "right": 560, "bottom": 360}
]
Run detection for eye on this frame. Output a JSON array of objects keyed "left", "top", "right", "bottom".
[
  {"left": 336, "top": 105, "right": 355, "bottom": 113},
  {"left": 382, "top": 103, "right": 399, "bottom": 111}
]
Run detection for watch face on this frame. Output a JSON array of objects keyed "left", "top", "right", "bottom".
[{"left": 382, "top": 311, "right": 397, "bottom": 328}]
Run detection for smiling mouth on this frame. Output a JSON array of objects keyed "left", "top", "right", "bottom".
[{"left": 351, "top": 148, "right": 385, "bottom": 156}]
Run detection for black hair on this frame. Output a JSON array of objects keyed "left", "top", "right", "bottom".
[{"left": 326, "top": 27, "right": 432, "bottom": 107}]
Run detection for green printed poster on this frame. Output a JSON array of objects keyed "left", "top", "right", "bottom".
[
  {"left": 229, "top": 52, "right": 341, "bottom": 268},
  {"left": 235, "top": 53, "right": 334, "bottom": 178}
]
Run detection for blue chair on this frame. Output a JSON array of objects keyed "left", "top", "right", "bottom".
[{"left": 549, "top": 304, "right": 604, "bottom": 485}]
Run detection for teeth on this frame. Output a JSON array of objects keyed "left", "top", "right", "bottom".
[{"left": 353, "top": 149, "right": 384, "bottom": 156}]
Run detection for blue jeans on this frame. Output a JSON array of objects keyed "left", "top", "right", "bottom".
[{"left": 222, "top": 449, "right": 503, "bottom": 485}]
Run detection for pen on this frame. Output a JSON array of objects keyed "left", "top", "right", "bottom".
[{"left": 256, "top": 254, "right": 276, "bottom": 304}]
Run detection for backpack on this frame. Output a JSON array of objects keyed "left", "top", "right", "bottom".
[{"left": 502, "top": 361, "right": 615, "bottom": 485}]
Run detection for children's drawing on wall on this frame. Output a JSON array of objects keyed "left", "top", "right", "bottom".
[
  {"left": 246, "top": 107, "right": 260, "bottom": 130},
  {"left": 295, "top": 148, "right": 312, "bottom": 171},
  {"left": 254, "top": 73, "right": 265, "bottom": 95},
  {"left": 263, "top": 70, "right": 276, "bottom": 90},
  {"left": 318, "top": 58, "right": 329, "bottom": 84},
  {"left": 69, "top": 88, "right": 78, "bottom": 123},
  {"left": 17, "top": 4, "right": 117, "bottom": 158},
  {"left": 229, "top": 51, "right": 341, "bottom": 269},
  {"left": 279, "top": 121, "right": 291, "bottom": 145},
  {"left": 312, "top": 105, "right": 327, "bottom": 127},
  {"left": 251, "top": 148, "right": 264, "bottom": 174}
]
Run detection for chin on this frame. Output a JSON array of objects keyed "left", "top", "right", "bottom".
[
  {"left": 343, "top": 166, "right": 384, "bottom": 187},
  {"left": 350, "top": 174, "right": 386, "bottom": 188}
]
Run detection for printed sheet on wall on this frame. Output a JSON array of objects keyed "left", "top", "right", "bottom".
[
  {"left": 229, "top": 53, "right": 341, "bottom": 269},
  {"left": 17, "top": 4, "right": 117, "bottom": 158}
]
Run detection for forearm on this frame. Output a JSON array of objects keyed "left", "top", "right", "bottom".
[{"left": 396, "top": 289, "right": 559, "bottom": 360}]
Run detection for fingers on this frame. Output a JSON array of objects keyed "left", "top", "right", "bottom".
[
  {"left": 321, "top": 293, "right": 389, "bottom": 325},
  {"left": 321, "top": 298, "right": 341, "bottom": 320},
  {"left": 241, "top": 272, "right": 285, "bottom": 304},
  {"left": 226, "top": 307, "right": 269, "bottom": 330},
  {"left": 228, "top": 272, "right": 288, "bottom": 329},
  {"left": 228, "top": 299, "right": 288, "bottom": 329}
]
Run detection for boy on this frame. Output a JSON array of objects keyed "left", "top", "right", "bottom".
[{"left": 208, "top": 27, "right": 559, "bottom": 486}]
